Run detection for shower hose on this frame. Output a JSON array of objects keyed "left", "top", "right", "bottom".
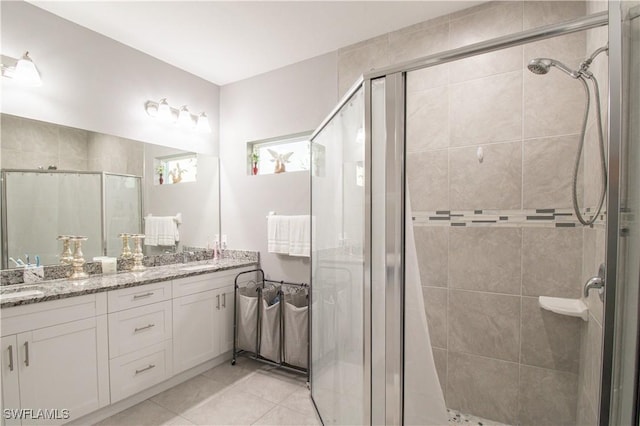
[{"left": 573, "top": 73, "right": 607, "bottom": 226}]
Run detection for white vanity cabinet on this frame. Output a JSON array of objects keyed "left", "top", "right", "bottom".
[
  {"left": 172, "top": 268, "right": 253, "bottom": 374},
  {"left": 0, "top": 264, "right": 257, "bottom": 424},
  {"left": 0, "top": 294, "right": 109, "bottom": 425}
]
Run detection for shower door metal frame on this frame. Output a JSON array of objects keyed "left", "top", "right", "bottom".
[
  {"left": 0, "top": 169, "right": 143, "bottom": 268},
  {"left": 310, "top": 9, "right": 620, "bottom": 426},
  {"left": 601, "top": 3, "right": 622, "bottom": 426},
  {"left": 380, "top": 72, "right": 406, "bottom": 426},
  {"left": 365, "top": 9, "right": 614, "bottom": 425}
]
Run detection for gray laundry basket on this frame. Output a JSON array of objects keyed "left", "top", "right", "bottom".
[
  {"left": 236, "top": 283, "right": 260, "bottom": 353},
  {"left": 259, "top": 286, "right": 281, "bottom": 363},
  {"left": 233, "top": 268, "right": 309, "bottom": 377},
  {"left": 283, "top": 292, "right": 308, "bottom": 368}
]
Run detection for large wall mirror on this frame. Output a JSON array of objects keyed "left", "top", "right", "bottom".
[{"left": 0, "top": 113, "right": 220, "bottom": 269}]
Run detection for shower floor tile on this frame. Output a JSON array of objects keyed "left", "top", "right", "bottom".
[{"left": 447, "top": 408, "right": 512, "bottom": 426}]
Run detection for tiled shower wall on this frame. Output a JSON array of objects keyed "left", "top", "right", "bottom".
[
  {"left": 337, "top": 1, "right": 607, "bottom": 425},
  {"left": 0, "top": 114, "right": 144, "bottom": 176}
]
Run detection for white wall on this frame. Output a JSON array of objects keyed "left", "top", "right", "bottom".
[
  {"left": 3, "top": 1, "right": 340, "bottom": 281},
  {"left": 219, "top": 52, "right": 338, "bottom": 282},
  {"left": 0, "top": 1, "right": 219, "bottom": 155}
]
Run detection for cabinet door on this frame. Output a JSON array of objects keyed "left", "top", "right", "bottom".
[
  {"left": 172, "top": 290, "right": 217, "bottom": 374},
  {"left": 18, "top": 316, "right": 109, "bottom": 425},
  {"left": 1, "top": 335, "right": 21, "bottom": 426},
  {"left": 217, "top": 286, "right": 235, "bottom": 354}
]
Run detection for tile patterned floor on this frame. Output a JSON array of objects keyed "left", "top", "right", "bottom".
[
  {"left": 94, "top": 358, "right": 510, "bottom": 426},
  {"left": 95, "top": 357, "right": 319, "bottom": 426}
]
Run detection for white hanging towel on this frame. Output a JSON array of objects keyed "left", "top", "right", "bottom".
[
  {"left": 288, "top": 215, "right": 311, "bottom": 257},
  {"left": 267, "top": 215, "right": 290, "bottom": 254},
  {"left": 144, "top": 216, "right": 179, "bottom": 246}
]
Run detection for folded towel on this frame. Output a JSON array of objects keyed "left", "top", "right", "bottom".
[
  {"left": 267, "top": 215, "right": 290, "bottom": 254},
  {"left": 288, "top": 215, "right": 311, "bottom": 257},
  {"left": 145, "top": 216, "right": 179, "bottom": 246}
]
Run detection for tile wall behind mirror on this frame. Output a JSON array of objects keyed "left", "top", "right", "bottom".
[{"left": 0, "top": 113, "right": 221, "bottom": 269}]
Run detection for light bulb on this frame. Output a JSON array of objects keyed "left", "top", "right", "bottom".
[
  {"left": 196, "top": 112, "right": 211, "bottom": 133},
  {"left": 13, "top": 52, "right": 42, "bottom": 87},
  {"left": 178, "top": 105, "right": 193, "bottom": 127},
  {"left": 157, "top": 98, "right": 173, "bottom": 122},
  {"left": 145, "top": 101, "right": 158, "bottom": 117}
]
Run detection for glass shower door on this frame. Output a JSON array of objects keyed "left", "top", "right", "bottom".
[
  {"left": 3, "top": 171, "right": 102, "bottom": 266},
  {"left": 104, "top": 173, "right": 142, "bottom": 256},
  {"left": 310, "top": 85, "right": 366, "bottom": 425}
]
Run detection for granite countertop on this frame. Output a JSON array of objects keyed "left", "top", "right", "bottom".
[{"left": 0, "top": 258, "right": 258, "bottom": 309}]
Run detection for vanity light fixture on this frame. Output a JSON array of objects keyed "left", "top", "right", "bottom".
[
  {"left": 196, "top": 112, "right": 211, "bottom": 133},
  {"left": 157, "top": 98, "right": 173, "bottom": 122},
  {"left": 1, "top": 51, "right": 42, "bottom": 87},
  {"left": 144, "top": 98, "right": 212, "bottom": 133},
  {"left": 177, "top": 105, "right": 192, "bottom": 127}
]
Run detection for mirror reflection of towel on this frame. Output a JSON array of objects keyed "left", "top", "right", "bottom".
[
  {"left": 267, "top": 215, "right": 290, "bottom": 254},
  {"left": 145, "top": 217, "right": 179, "bottom": 246}
]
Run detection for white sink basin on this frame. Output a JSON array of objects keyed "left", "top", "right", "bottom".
[
  {"left": 180, "top": 264, "right": 219, "bottom": 272},
  {"left": 0, "top": 289, "right": 44, "bottom": 301}
]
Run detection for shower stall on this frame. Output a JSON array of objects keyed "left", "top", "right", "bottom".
[
  {"left": 1, "top": 170, "right": 142, "bottom": 267},
  {"left": 310, "top": 2, "right": 639, "bottom": 425}
]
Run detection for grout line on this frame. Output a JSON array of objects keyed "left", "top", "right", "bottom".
[
  {"left": 445, "top": 223, "right": 450, "bottom": 401},
  {"left": 250, "top": 404, "right": 279, "bottom": 426},
  {"left": 449, "top": 349, "right": 520, "bottom": 367},
  {"left": 517, "top": 7, "right": 524, "bottom": 419},
  {"left": 145, "top": 398, "right": 184, "bottom": 418},
  {"left": 448, "top": 287, "right": 526, "bottom": 298}
]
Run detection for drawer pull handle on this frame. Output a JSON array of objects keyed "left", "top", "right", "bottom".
[
  {"left": 133, "top": 292, "right": 154, "bottom": 300},
  {"left": 134, "top": 324, "right": 156, "bottom": 333},
  {"left": 24, "top": 342, "right": 29, "bottom": 367},
  {"left": 216, "top": 295, "right": 220, "bottom": 310},
  {"left": 222, "top": 293, "right": 226, "bottom": 308},
  {"left": 8, "top": 345, "right": 13, "bottom": 371},
  {"left": 135, "top": 364, "right": 156, "bottom": 375}
]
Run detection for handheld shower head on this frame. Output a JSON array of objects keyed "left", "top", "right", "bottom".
[
  {"left": 527, "top": 58, "right": 551, "bottom": 75},
  {"left": 527, "top": 58, "right": 579, "bottom": 78}
]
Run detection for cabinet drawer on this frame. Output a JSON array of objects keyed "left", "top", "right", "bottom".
[
  {"left": 1, "top": 293, "right": 107, "bottom": 336},
  {"left": 109, "top": 340, "right": 172, "bottom": 403},
  {"left": 173, "top": 267, "right": 255, "bottom": 298},
  {"left": 107, "top": 281, "right": 171, "bottom": 312},
  {"left": 108, "top": 301, "right": 172, "bottom": 359}
]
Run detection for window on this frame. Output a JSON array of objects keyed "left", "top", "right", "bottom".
[
  {"left": 154, "top": 153, "right": 197, "bottom": 185},
  {"left": 248, "top": 131, "right": 323, "bottom": 176}
]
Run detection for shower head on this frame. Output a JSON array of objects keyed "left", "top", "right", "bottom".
[
  {"left": 527, "top": 58, "right": 579, "bottom": 78},
  {"left": 527, "top": 58, "right": 551, "bottom": 75}
]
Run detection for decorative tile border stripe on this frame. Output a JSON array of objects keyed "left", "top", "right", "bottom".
[{"left": 412, "top": 208, "right": 607, "bottom": 228}]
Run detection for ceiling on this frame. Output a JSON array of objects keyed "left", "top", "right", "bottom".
[{"left": 28, "top": 1, "right": 482, "bottom": 86}]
